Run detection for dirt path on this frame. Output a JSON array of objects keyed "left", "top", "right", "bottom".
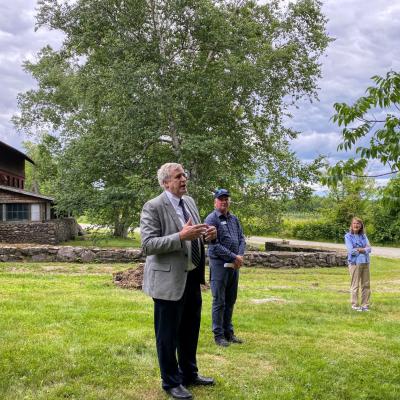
[{"left": 247, "top": 236, "right": 400, "bottom": 259}]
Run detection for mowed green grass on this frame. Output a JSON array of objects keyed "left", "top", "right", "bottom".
[
  {"left": 62, "top": 232, "right": 141, "bottom": 248},
  {"left": 0, "top": 258, "right": 399, "bottom": 400}
]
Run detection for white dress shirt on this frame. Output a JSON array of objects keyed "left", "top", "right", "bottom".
[
  {"left": 165, "top": 190, "right": 197, "bottom": 271},
  {"left": 165, "top": 190, "right": 186, "bottom": 226}
]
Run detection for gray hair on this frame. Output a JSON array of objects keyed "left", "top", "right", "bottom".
[{"left": 157, "top": 163, "right": 183, "bottom": 188}]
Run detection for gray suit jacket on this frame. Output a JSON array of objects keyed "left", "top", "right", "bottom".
[{"left": 140, "top": 191, "right": 205, "bottom": 301}]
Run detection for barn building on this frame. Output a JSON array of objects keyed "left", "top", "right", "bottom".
[
  {"left": 0, "top": 140, "right": 77, "bottom": 244},
  {"left": 0, "top": 140, "right": 54, "bottom": 222}
]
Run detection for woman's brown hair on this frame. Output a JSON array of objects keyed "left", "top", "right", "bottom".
[{"left": 350, "top": 217, "right": 365, "bottom": 235}]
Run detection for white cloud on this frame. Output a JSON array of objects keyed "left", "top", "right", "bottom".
[
  {"left": 284, "top": 0, "right": 400, "bottom": 184},
  {"left": 291, "top": 131, "right": 342, "bottom": 160},
  {"left": 0, "top": 0, "right": 63, "bottom": 150}
]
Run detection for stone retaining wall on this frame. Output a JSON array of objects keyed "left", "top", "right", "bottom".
[
  {"left": 265, "top": 241, "right": 332, "bottom": 253},
  {"left": 0, "top": 245, "right": 347, "bottom": 267},
  {"left": 245, "top": 251, "right": 347, "bottom": 268},
  {"left": 0, "top": 218, "right": 78, "bottom": 244},
  {"left": 0, "top": 245, "right": 143, "bottom": 263}
]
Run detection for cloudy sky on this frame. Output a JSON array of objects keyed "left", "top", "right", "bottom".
[
  {"left": 288, "top": 0, "right": 400, "bottom": 185},
  {"left": 1, "top": 0, "right": 399, "bottom": 187}
]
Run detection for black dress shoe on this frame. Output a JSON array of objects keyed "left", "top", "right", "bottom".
[
  {"left": 185, "top": 374, "right": 215, "bottom": 386},
  {"left": 215, "top": 337, "right": 230, "bottom": 347},
  {"left": 165, "top": 385, "right": 192, "bottom": 399},
  {"left": 227, "top": 334, "right": 243, "bottom": 344}
]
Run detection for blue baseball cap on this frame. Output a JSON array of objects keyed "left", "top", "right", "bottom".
[{"left": 214, "top": 188, "right": 230, "bottom": 198}]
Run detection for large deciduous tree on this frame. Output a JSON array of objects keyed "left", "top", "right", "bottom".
[
  {"left": 14, "top": 0, "right": 330, "bottom": 236},
  {"left": 22, "top": 134, "right": 60, "bottom": 196}
]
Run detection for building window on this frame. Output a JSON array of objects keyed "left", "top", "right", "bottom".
[
  {"left": 6, "top": 204, "right": 29, "bottom": 221},
  {"left": 0, "top": 204, "right": 3, "bottom": 221}
]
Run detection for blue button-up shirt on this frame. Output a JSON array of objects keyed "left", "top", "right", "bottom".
[
  {"left": 205, "top": 209, "right": 246, "bottom": 262},
  {"left": 344, "top": 232, "right": 371, "bottom": 265}
]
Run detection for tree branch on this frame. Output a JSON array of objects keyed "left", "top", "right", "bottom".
[
  {"left": 356, "top": 117, "right": 386, "bottom": 123},
  {"left": 347, "top": 170, "right": 399, "bottom": 178}
]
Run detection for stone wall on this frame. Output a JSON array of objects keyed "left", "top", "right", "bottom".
[
  {"left": 0, "top": 245, "right": 347, "bottom": 267},
  {"left": 0, "top": 245, "right": 144, "bottom": 263},
  {"left": 0, "top": 218, "right": 79, "bottom": 245},
  {"left": 245, "top": 251, "right": 347, "bottom": 268},
  {"left": 265, "top": 241, "right": 332, "bottom": 253}
]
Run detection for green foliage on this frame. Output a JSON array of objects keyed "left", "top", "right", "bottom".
[
  {"left": 284, "top": 218, "right": 340, "bottom": 241},
  {"left": 22, "top": 134, "right": 60, "bottom": 196},
  {"left": 278, "top": 176, "right": 377, "bottom": 242},
  {"left": 237, "top": 199, "right": 283, "bottom": 236},
  {"left": 62, "top": 231, "right": 141, "bottom": 248},
  {"left": 323, "top": 176, "right": 375, "bottom": 237},
  {"left": 13, "top": 0, "right": 331, "bottom": 235},
  {"left": 285, "top": 194, "right": 329, "bottom": 215},
  {"left": 369, "top": 175, "right": 400, "bottom": 243},
  {"left": 277, "top": 174, "right": 400, "bottom": 245},
  {"left": 324, "top": 71, "right": 400, "bottom": 185}
]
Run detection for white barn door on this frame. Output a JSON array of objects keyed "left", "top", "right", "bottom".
[{"left": 31, "top": 204, "right": 41, "bottom": 221}]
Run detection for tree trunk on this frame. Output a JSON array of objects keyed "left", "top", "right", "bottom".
[{"left": 113, "top": 222, "right": 129, "bottom": 238}]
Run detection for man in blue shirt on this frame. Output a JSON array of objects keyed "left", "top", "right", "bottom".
[{"left": 205, "top": 189, "right": 246, "bottom": 347}]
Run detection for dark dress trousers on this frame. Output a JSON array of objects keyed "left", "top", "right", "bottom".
[{"left": 140, "top": 192, "right": 205, "bottom": 390}]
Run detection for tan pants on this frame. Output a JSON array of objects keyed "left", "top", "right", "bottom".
[{"left": 349, "top": 263, "right": 371, "bottom": 307}]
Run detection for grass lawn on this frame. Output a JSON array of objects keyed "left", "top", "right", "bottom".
[
  {"left": 62, "top": 232, "right": 141, "bottom": 248},
  {"left": 1, "top": 258, "right": 399, "bottom": 399}
]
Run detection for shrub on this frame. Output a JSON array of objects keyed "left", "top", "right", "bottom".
[
  {"left": 369, "top": 204, "right": 400, "bottom": 243},
  {"left": 283, "top": 218, "right": 347, "bottom": 242}
]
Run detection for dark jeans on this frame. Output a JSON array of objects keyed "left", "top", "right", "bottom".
[
  {"left": 210, "top": 268, "right": 239, "bottom": 339},
  {"left": 153, "top": 271, "right": 202, "bottom": 390}
]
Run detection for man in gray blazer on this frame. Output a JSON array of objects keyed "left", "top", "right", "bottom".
[{"left": 141, "top": 162, "right": 217, "bottom": 400}]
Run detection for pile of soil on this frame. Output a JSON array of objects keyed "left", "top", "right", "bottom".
[
  {"left": 113, "top": 264, "right": 144, "bottom": 290},
  {"left": 113, "top": 263, "right": 210, "bottom": 291}
]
